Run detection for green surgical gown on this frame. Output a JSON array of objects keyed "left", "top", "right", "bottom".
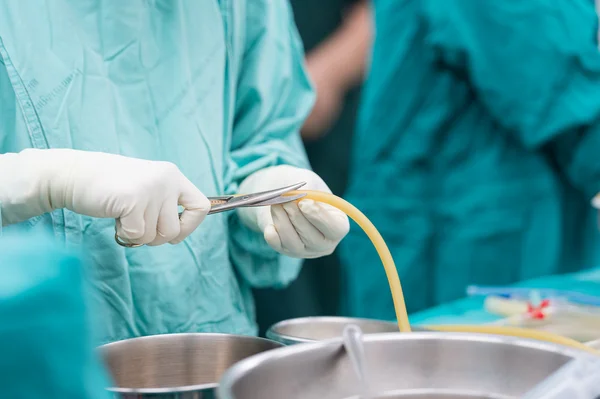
[
  {"left": 0, "top": 234, "right": 111, "bottom": 399},
  {"left": 0, "top": 0, "right": 314, "bottom": 343},
  {"left": 340, "top": 0, "right": 600, "bottom": 319},
  {"left": 254, "top": 0, "right": 360, "bottom": 335}
]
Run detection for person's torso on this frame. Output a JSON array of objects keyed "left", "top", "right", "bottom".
[
  {"left": 0, "top": 0, "right": 256, "bottom": 342},
  {"left": 341, "top": 0, "right": 600, "bottom": 317}
]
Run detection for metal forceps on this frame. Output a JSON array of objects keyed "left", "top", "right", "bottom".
[{"left": 115, "top": 182, "right": 307, "bottom": 248}]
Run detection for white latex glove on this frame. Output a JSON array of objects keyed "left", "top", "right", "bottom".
[
  {"left": 0, "top": 149, "right": 210, "bottom": 246},
  {"left": 238, "top": 165, "right": 350, "bottom": 259},
  {"left": 592, "top": 195, "right": 600, "bottom": 210},
  {"left": 593, "top": 195, "right": 600, "bottom": 230}
]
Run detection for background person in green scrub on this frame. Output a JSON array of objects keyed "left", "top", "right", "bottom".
[
  {"left": 340, "top": 0, "right": 600, "bottom": 321},
  {"left": 253, "top": 0, "right": 371, "bottom": 334}
]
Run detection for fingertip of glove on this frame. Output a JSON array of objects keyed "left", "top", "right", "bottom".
[
  {"left": 264, "top": 223, "right": 277, "bottom": 240},
  {"left": 592, "top": 195, "right": 600, "bottom": 209},
  {"left": 117, "top": 227, "right": 145, "bottom": 242},
  {"left": 201, "top": 194, "right": 212, "bottom": 210},
  {"left": 282, "top": 201, "right": 302, "bottom": 216},
  {"left": 297, "top": 199, "right": 317, "bottom": 212},
  {"left": 264, "top": 224, "right": 282, "bottom": 252},
  {"left": 299, "top": 199, "right": 346, "bottom": 221},
  {"left": 169, "top": 237, "right": 184, "bottom": 245},
  {"left": 190, "top": 199, "right": 211, "bottom": 214},
  {"left": 298, "top": 198, "right": 314, "bottom": 206}
]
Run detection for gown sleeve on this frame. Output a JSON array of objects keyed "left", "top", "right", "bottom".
[
  {"left": 226, "top": 0, "right": 315, "bottom": 288},
  {"left": 424, "top": 0, "right": 600, "bottom": 199}
]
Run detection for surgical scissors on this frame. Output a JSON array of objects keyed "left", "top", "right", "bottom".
[{"left": 115, "top": 182, "right": 307, "bottom": 248}]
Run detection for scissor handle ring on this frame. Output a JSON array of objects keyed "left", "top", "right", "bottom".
[{"left": 114, "top": 232, "right": 144, "bottom": 248}]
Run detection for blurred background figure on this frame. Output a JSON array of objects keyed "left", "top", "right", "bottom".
[
  {"left": 0, "top": 234, "right": 111, "bottom": 399},
  {"left": 253, "top": 0, "right": 372, "bottom": 334},
  {"left": 340, "top": 0, "right": 600, "bottom": 321}
]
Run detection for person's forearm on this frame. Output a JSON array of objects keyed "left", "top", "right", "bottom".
[
  {"left": 0, "top": 150, "right": 57, "bottom": 226},
  {"left": 299, "top": 2, "right": 372, "bottom": 140},
  {"left": 307, "top": 1, "right": 372, "bottom": 91}
]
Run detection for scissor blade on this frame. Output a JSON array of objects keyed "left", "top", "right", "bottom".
[
  {"left": 242, "top": 192, "right": 307, "bottom": 207},
  {"left": 204, "top": 182, "right": 307, "bottom": 215},
  {"left": 226, "top": 181, "right": 307, "bottom": 207}
]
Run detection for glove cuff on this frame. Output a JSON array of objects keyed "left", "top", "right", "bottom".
[{"left": 0, "top": 149, "right": 80, "bottom": 225}]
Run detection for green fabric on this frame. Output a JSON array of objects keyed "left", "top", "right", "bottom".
[
  {"left": 253, "top": 0, "right": 360, "bottom": 335},
  {"left": 0, "top": 233, "right": 111, "bottom": 399},
  {"left": 341, "top": 0, "right": 600, "bottom": 320},
  {"left": 294, "top": 0, "right": 360, "bottom": 196},
  {"left": 411, "top": 266, "right": 600, "bottom": 325},
  {"left": 0, "top": 0, "right": 314, "bottom": 343}
]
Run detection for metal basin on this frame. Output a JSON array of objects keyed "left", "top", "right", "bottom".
[
  {"left": 342, "top": 392, "right": 508, "bottom": 399},
  {"left": 267, "top": 316, "right": 418, "bottom": 345},
  {"left": 100, "top": 333, "right": 282, "bottom": 399},
  {"left": 218, "top": 332, "right": 596, "bottom": 399}
]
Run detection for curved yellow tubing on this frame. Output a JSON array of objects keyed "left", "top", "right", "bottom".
[
  {"left": 428, "top": 325, "right": 598, "bottom": 355},
  {"left": 291, "top": 190, "right": 411, "bottom": 332},
  {"left": 291, "top": 190, "right": 600, "bottom": 355}
]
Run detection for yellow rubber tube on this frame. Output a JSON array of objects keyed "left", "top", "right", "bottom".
[
  {"left": 291, "top": 190, "right": 600, "bottom": 355},
  {"left": 290, "top": 190, "right": 411, "bottom": 333},
  {"left": 428, "top": 325, "right": 599, "bottom": 355}
]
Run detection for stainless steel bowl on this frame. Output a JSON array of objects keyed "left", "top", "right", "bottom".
[
  {"left": 100, "top": 333, "right": 282, "bottom": 399},
  {"left": 218, "top": 332, "right": 596, "bottom": 399},
  {"left": 267, "top": 316, "right": 408, "bottom": 345},
  {"left": 339, "top": 392, "right": 509, "bottom": 398}
]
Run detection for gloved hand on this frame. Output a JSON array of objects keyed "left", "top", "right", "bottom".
[
  {"left": 238, "top": 165, "right": 350, "bottom": 259},
  {"left": 592, "top": 195, "right": 600, "bottom": 210},
  {"left": 0, "top": 149, "right": 210, "bottom": 246}
]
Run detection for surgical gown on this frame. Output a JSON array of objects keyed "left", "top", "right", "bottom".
[
  {"left": 0, "top": 234, "right": 111, "bottom": 399},
  {"left": 0, "top": 0, "right": 314, "bottom": 343},
  {"left": 254, "top": 0, "right": 361, "bottom": 335},
  {"left": 340, "top": 0, "right": 600, "bottom": 319}
]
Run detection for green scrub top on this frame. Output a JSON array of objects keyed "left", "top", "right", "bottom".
[
  {"left": 0, "top": 0, "right": 314, "bottom": 343},
  {"left": 340, "top": 0, "right": 600, "bottom": 321},
  {"left": 253, "top": 0, "right": 361, "bottom": 334}
]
